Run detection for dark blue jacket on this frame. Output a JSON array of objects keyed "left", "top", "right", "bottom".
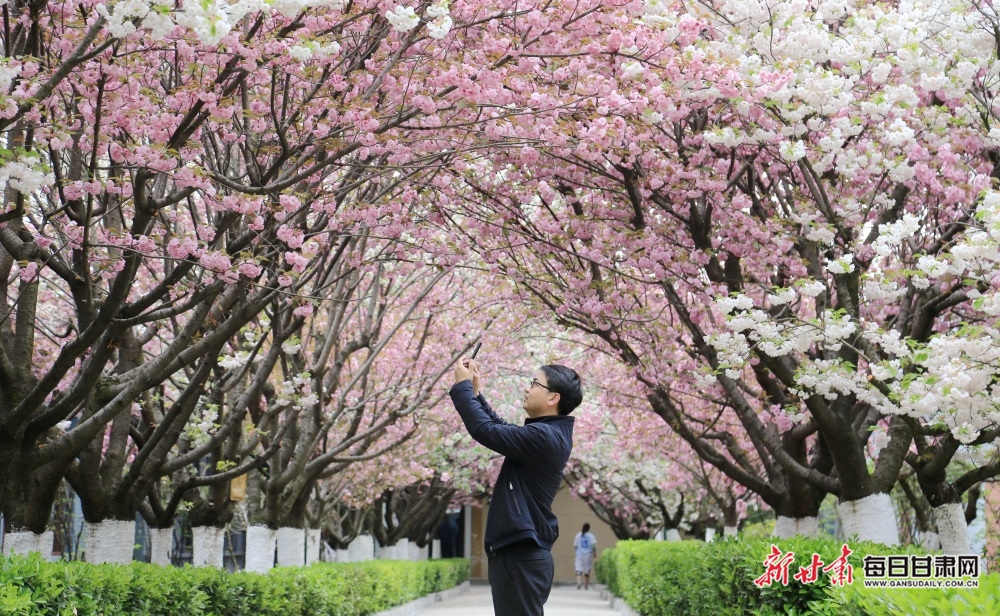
[{"left": 449, "top": 380, "right": 574, "bottom": 555}]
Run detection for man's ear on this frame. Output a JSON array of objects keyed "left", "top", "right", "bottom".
[{"left": 549, "top": 393, "right": 561, "bottom": 408}]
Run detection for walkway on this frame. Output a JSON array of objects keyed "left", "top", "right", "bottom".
[{"left": 416, "top": 583, "right": 622, "bottom": 616}]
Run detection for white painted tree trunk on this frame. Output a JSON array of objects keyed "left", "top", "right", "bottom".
[
  {"left": 388, "top": 539, "right": 414, "bottom": 560},
  {"left": 392, "top": 539, "right": 410, "bottom": 560},
  {"left": 192, "top": 526, "right": 226, "bottom": 568},
  {"left": 2, "top": 530, "right": 53, "bottom": 557},
  {"left": 86, "top": 520, "right": 135, "bottom": 564},
  {"left": 705, "top": 528, "right": 716, "bottom": 543},
  {"left": 379, "top": 543, "right": 397, "bottom": 559},
  {"left": 149, "top": 528, "right": 174, "bottom": 566},
  {"left": 305, "top": 528, "right": 322, "bottom": 565},
  {"left": 245, "top": 526, "right": 275, "bottom": 572},
  {"left": 921, "top": 531, "right": 941, "bottom": 552},
  {"left": 935, "top": 503, "right": 971, "bottom": 555},
  {"left": 837, "top": 493, "right": 899, "bottom": 546},
  {"left": 349, "top": 534, "right": 374, "bottom": 561},
  {"left": 432, "top": 539, "right": 441, "bottom": 559},
  {"left": 276, "top": 526, "right": 305, "bottom": 567},
  {"left": 335, "top": 548, "right": 350, "bottom": 562},
  {"left": 665, "top": 528, "right": 681, "bottom": 541},
  {"left": 773, "top": 516, "right": 819, "bottom": 538},
  {"left": 724, "top": 525, "right": 739, "bottom": 538}
]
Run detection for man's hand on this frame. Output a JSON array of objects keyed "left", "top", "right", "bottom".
[
  {"left": 454, "top": 358, "right": 482, "bottom": 395},
  {"left": 469, "top": 360, "right": 482, "bottom": 396},
  {"left": 454, "top": 358, "right": 474, "bottom": 387}
]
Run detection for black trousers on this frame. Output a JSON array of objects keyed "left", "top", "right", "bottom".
[{"left": 488, "top": 544, "right": 554, "bottom": 616}]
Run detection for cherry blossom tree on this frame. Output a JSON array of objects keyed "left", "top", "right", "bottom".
[
  {"left": 236, "top": 253, "right": 485, "bottom": 566},
  {"left": 362, "top": 413, "right": 502, "bottom": 551},
  {"left": 566, "top": 370, "right": 753, "bottom": 540},
  {"left": 0, "top": 0, "right": 564, "bottom": 555},
  {"left": 434, "top": 0, "right": 1000, "bottom": 548},
  {"left": 302, "top": 301, "right": 568, "bottom": 557}
]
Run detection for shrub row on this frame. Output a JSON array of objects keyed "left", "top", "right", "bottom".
[
  {"left": 0, "top": 553, "right": 468, "bottom": 616},
  {"left": 595, "top": 537, "right": 995, "bottom": 615}
]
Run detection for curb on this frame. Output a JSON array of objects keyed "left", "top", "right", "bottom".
[
  {"left": 598, "top": 585, "right": 641, "bottom": 616},
  {"left": 372, "top": 581, "right": 472, "bottom": 616}
]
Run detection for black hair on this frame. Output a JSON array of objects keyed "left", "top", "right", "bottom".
[
  {"left": 582, "top": 523, "right": 590, "bottom": 533},
  {"left": 539, "top": 364, "right": 583, "bottom": 415}
]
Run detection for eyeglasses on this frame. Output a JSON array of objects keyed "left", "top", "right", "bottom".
[{"left": 530, "top": 379, "right": 552, "bottom": 392}]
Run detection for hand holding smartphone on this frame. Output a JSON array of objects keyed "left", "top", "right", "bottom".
[{"left": 467, "top": 341, "right": 483, "bottom": 395}]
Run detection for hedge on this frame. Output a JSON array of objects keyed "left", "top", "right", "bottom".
[
  {"left": 595, "top": 537, "right": 994, "bottom": 616},
  {"left": 0, "top": 553, "right": 468, "bottom": 616},
  {"left": 825, "top": 571, "right": 1000, "bottom": 616}
]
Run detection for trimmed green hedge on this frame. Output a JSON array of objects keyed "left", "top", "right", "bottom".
[
  {"left": 595, "top": 537, "right": 995, "bottom": 616},
  {"left": 825, "top": 571, "right": 1000, "bottom": 616},
  {"left": 0, "top": 554, "right": 468, "bottom": 615}
]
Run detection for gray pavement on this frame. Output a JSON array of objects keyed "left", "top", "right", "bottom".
[{"left": 416, "top": 582, "right": 624, "bottom": 616}]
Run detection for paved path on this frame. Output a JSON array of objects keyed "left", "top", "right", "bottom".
[{"left": 416, "top": 583, "right": 622, "bottom": 616}]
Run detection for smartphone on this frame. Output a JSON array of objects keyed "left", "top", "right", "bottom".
[{"left": 471, "top": 341, "right": 482, "bottom": 359}]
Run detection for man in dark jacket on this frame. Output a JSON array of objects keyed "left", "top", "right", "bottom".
[{"left": 450, "top": 359, "right": 582, "bottom": 616}]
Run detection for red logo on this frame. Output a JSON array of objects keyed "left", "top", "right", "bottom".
[{"left": 755, "top": 544, "right": 854, "bottom": 588}]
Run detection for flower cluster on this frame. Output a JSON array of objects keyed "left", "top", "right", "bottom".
[
  {"left": 385, "top": 5, "right": 419, "bottom": 33},
  {"left": 184, "top": 403, "right": 220, "bottom": 449},
  {"left": 96, "top": 0, "right": 175, "bottom": 40},
  {"left": 385, "top": 2, "right": 452, "bottom": 39},
  {"left": 0, "top": 156, "right": 53, "bottom": 195}
]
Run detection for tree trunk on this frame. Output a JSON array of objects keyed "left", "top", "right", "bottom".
[
  {"left": 724, "top": 525, "right": 738, "bottom": 538},
  {"left": 722, "top": 504, "right": 740, "bottom": 529},
  {"left": 389, "top": 542, "right": 403, "bottom": 559},
  {"left": 664, "top": 528, "right": 681, "bottom": 541},
  {"left": 921, "top": 531, "right": 941, "bottom": 551},
  {"left": 85, "top": 520, "right": 135, "bottom": 563},
  {"left": 245, "top": 525, "right": 275, "bottom": 572},
  {"left": 378, "top": 541, "right": 398, "bottom": 559},
  {"left": 704, "top": 528, "right": 716, "bottom": 542},
  {"left": 837, "top": 493, "right": 899, "bottom": 546},
  {"left": 2, "top": 448, "right": 66, "bottom": 536},
  {"left": 149, "top": 527, "right": 173, "bottom": 566},
  {"left": 348, "top": 534, "right": 375, "bottom": 561},
  {"left": 2, "top": 530, "right": 53, "bottom": 558},
  {"left": 911, "top": 463, "right": 973, "bottom": 553},
  {"left": 934, "top": 502, "right": 971, "bottom": 555},
  {"left": 305, "top": 528, "right": 322, "bottom": 565},
  {"left": 276, "top": 526, "right": 305, "bottom": 566},
  {"left": 773, "top": 480, "right": 823, "bottom": 538},
  {"left": 396, "top": 539, "right": 412, "bottom": 559},
  {"left": 773, "top": 515, "right": 819, "bottom": 538},
  {"left": 191, "top": 526, "right": 226, "bottom": 568},
  {"left": 899, "top": 474, "right": 935, "bottom": 547}
]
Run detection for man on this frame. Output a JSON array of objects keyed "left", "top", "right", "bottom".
[{"left": 450, "top": 359, "right": 582, "bottom": 616}]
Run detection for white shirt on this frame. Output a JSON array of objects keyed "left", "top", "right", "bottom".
[{"left": 574, "top": 531, "right": 596, "bottom": 556}]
